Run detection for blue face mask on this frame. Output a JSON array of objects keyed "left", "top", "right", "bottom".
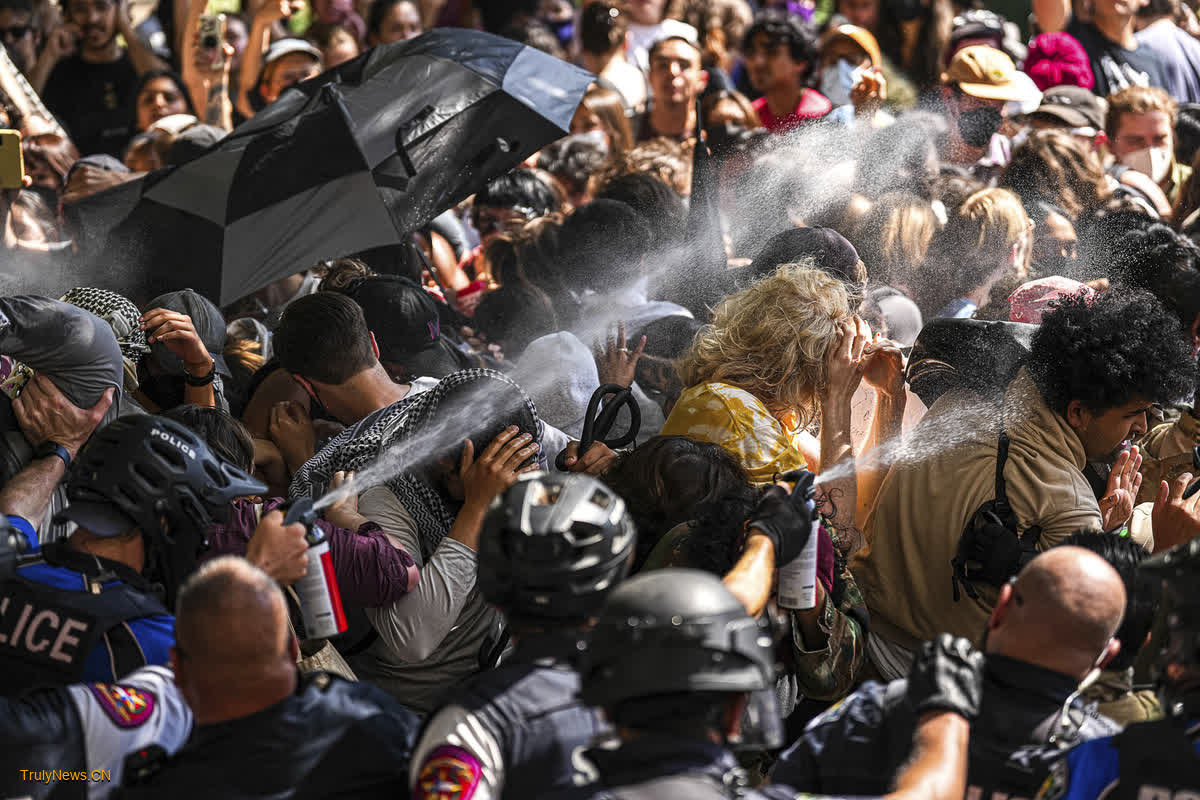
[{"left": 818, "top": 59, "right": 859, "bottom": 108}]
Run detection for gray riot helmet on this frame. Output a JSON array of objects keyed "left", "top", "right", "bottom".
[{"left": 580, "top": 568, "right": 783, "bottom": 749}]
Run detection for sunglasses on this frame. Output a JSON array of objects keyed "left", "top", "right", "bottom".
[{"left": 0, "top": 24, "right": 31, "bottom": 40}]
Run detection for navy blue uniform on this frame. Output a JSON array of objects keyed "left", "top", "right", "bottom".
[
  {"left": 410, "top": 632, "right": 608, "bottom": 799},
  {"left": 0, "top": 541, "right": 173, "bottom": 693},
  {"left": 771, "top": 655, "right": 1120, "bottom": 799},
  {"left": 1035, "top": 717, "right": 1200, "bottom": 800},
  {"left": 544, "top": 733, "right": 901, "bottom": 800},
  {"left": 118, "top": 671, "right": 421, "bottom": 799}
]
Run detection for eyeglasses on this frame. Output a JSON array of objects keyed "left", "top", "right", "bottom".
[
  {"left": 0, "top": 24, "right": 31, "bottom": 40},
  {"left": 1007, "top": 576, "right": 1025, "bottom": 606}
]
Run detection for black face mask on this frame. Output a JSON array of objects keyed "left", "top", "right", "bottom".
[{"left": 957, "top": 107, "right": 1004, "bottom": 148}]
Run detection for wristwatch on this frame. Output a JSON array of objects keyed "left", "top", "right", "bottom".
[{"left": 34, "top": 441, "right": 71, "bottom": 469}]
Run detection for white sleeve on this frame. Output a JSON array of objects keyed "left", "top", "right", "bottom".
[
  {"left": 409, "top": 704, "right": 504, "bottom": 800},
  {"left": 359, "top": 486, "right": 480, "bottom": 662},
  {"left": 66, "top": 665, "right": 193, "bottom": 799}
]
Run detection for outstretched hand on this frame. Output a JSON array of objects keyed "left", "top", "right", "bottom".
[
  {"left": 1152, "top": 471, "right": 1200, "bottom": 551},
  {"left": 1099, "top": 445, "right": 1142, "bottom": 531},
  {"left": 595, "top": 323, "right": 646, "bottom": 388}
]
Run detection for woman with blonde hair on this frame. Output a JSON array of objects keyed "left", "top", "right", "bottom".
[
  {"left": 852, "top": 192, "right": 941, "bottom": 295},
  {"left": 660, "top": 263, "right": 905, "bottom": 698},
  {"left": 916, "top": 187, "right": 1032, "bottom": 319},
  {"left": 662, "top": 262, "right": 906, "bottom": 530}
]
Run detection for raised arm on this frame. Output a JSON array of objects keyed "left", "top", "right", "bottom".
[{"left": 116, "top": 0, "right": 169, "bottom": 75}]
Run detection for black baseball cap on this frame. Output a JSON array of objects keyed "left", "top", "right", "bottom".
[
  {"left": 736, "top": 226, "right": 864, "bottom": 289},
  {"left": 145, "top": 289, "right": 231, "bottom": 378},
  {"left": 1031, "top": 85, "right": 1106, "bottom": 131},
  {"left": 343, "top": 276, "right": 467, "bottom": 380}
]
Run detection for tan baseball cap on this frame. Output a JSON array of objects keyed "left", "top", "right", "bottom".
[{"left": 941, "top": 45, "right": 1033, "bottom": 102}]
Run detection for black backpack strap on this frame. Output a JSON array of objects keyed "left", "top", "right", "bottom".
[
  {"left": 994, "top": 432, "right": 1012, "bottom": 510},
  {"left": 952, "top": 431, "right": 1037, "bottom": 602}
]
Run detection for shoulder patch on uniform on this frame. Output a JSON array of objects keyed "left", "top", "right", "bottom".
[
  {"left": 88, "top": 682, "right": 156, "bottom": 729},
  {"left": 1036, "top": 758, "right": 1069, "bottom": 800},
  {"left": 414, "top": 745, "right": 483, "bottom": 800}
]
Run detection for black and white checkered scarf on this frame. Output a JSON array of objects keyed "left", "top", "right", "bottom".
[{"left": 289, "top": 369, "right": 543, "bottom": 559}]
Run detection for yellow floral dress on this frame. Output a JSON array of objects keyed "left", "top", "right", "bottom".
[{"left": 660, "top": 381, "right": 807, "bottom": 485}]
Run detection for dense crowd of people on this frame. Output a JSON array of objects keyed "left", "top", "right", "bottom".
[{"left": 2, "top": 0, "right": 1200, "bottom": 797}]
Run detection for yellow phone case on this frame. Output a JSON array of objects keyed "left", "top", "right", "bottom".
[{"left": 0, "top": 129, "right": 24, "bottom": 190}]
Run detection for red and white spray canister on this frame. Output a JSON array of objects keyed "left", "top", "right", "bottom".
[{"left": 284, "top": 498, "right": 348, "bottom": 639}]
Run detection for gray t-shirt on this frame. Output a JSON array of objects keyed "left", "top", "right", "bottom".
[{"left": 349, "top": 486, "right": 504, "bottom": 714}]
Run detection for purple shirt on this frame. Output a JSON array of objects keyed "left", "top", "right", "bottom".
[{"left": 207, "top": 498, "right": 419, "bottom": 608}]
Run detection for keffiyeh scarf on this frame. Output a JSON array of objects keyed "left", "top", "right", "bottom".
[
  {"left": 290, "top": 369, "right": 543, "bottom": 559},
  {"left": 60, "top": 287, "right": 150, "bottom": 392}
]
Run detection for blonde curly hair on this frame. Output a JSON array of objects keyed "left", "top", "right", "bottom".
[{"left": 679, "top": 262, "right": 855, "bottom": 427}]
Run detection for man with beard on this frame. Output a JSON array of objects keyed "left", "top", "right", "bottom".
[
  {"left": 39, "top": 0, "right": 167, "bottom": 156},
  {"left": 851, "top": 290, "right": 1198, "bottom": 681}
]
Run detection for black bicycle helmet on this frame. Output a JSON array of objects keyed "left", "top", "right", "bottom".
[
  {"left": 57, "top": 415, "right": 265, "bottom": 606},
  {"left": 478, "top": 473, "right": 636, "bottom": 620}
]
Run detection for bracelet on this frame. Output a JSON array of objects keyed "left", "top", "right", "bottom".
[
  {"left": 184, "top": 362, "right": 216, "bottom": 387},
  {"left": 33, "top": 441, "right": 71, "bottom": 469}
]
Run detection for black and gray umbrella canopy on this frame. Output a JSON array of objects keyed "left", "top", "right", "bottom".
[{"left": 74, "top": 29, "right": 593, "bottom": 306}]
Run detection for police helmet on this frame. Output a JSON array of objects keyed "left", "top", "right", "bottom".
[
  {"left": 59, "top": 414, "right": 265, "bottom": 540},
  {"left": 1140, "top": 538, "right": 1200, "bottom": 718},
  {"left": 478, "top": 473, "right": 636, "bottom": 620},
  {"left": 580, "top": 569, "right": 776, "bottom": 706}
]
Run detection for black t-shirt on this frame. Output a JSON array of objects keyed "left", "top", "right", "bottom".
[
  {"left": 42, "top": 52, "right": 137, "bottom": 157},
  {"left": 1066, "top": 18, "right": 1170, "bottom": 97}
]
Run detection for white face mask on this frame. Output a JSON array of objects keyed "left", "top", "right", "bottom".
[
  {"left": 818, "top": 59, "right": 859, "bottom": 108},
  {"left": 1122, "top": 146, "right": 1173, "bottom": 184}
]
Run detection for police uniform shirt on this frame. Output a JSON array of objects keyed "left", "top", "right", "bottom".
[
  {"left": 1036, "top": 718, "right": 1200, "bottom": 800},
  {"left": 771, "top": 655, "right": 1121, "bottom": 798},
  {"left": 118, "top": 671, "right": 421, "bottom": 799},
  {"left": 68, "top": 666, "right": 192, "bottom": 798},
  {"left": 410, "top": 633, "right": 608, "bottom": 799},
  {"left": 0, "top": 666, "right": 191, "bottom": 800},
  {"left": 3, "top": 544, "right": 174, "bottom": 687}
]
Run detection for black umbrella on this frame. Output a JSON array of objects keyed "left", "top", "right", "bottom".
[{"left": 72, "top": 29, "right": 592, "bottom": 306}]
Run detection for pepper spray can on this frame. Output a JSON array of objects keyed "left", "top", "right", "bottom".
[
  {"left": 284, "top": 497, "right": 348, "bottom": 639},
  {"left": 775, "top": 469, "right": 820, "bottom": 611}
]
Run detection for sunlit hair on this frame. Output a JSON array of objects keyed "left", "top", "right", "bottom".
[
  {"left": 1001, "top": 129, "right": 1109, "bottom": 220},
  {"left": 954, "top": 187, "right": 1030, "bottom": 266},
  {"left": 679, "top": 262, "right": 855, "bottom": 427},
  {"left": 1106, "top": 85, "right": 1177, "bottom": 140},
  {"left": 853, "top": 192, "right": 940, "bottom": 288}
]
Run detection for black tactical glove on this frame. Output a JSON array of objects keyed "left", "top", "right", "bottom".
[
  {"left": 747, "top": 470, "right": 816, "bottom": 565},
  {"left": 904, "top": 634, "right": 985, "bottom": 720}
]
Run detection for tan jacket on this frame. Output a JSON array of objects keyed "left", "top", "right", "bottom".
[{"left": 851, "top": 369, "right": 1103, "bottom": 649}]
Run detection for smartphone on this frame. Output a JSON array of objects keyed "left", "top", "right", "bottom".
[
  {"left": 199, "top": 14, "right": 227, "bottom": 69},
  {"left": 0, "top": 129, "right": 23, "bottom": 190}
]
